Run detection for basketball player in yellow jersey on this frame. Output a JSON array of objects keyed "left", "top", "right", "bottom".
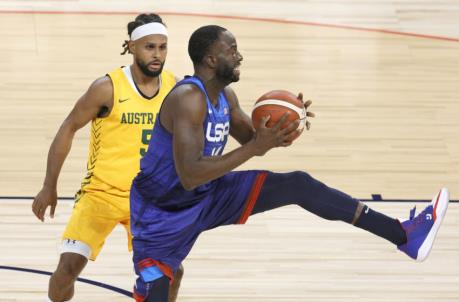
[{"left": 31, "top": 13, "right": 183, "bottom": 302}]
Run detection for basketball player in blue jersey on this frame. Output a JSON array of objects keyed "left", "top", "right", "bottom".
[{"left": 130, "top": 25, "right": 450, "bottom": 301}]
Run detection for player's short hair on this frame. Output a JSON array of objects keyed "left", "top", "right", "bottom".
[
  {"left": 121, "top": 13, "right": 166, "bottom": 55},
  {"left": 188, "top": 25, "right": 227, "bottom": 65}
]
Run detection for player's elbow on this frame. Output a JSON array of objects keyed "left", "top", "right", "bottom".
[
  {"left": 180, "top": 175, "right": 198, "bottom": 191},
  {"left": 177, "top": 168, "right": 198, "bottom": 191},
  {"left": 177, "top": 160, "right": 206, "bottom": 190},
  {"left": 182, "top": 181, "right": 195, "bottom": 191}
]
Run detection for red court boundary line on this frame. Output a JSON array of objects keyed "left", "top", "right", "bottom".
[{"left": 1, "top": 10, "right": 459, "bottom": 43}]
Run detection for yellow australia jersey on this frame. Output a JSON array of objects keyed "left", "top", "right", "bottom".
[{"left": 79, "top": 66, "right": 176, "bottom": 198}]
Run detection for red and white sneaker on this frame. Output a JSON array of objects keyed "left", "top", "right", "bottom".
[{"left": 397, "top": 188, "right": 449, "bottom": 262}]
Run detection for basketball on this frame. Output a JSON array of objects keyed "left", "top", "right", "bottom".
[{"left": 252, "top": 90, "right": 307, "bottom": 140}]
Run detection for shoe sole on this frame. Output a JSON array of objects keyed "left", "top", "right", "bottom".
[{"left": 416, "top": 187, "right": 449, "bottom": 262}]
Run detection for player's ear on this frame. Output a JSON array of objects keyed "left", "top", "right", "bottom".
[
  {"left": 128, "top": 40, "right": 136, "bottom": 54},
  {"left": 204, "top": 54, "right": 217, "bottom": 69}
]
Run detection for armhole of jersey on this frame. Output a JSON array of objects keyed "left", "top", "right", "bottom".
[
  {"left": 221, "top": 88, "right": 231, "bottom": 118},
  {"left": 221, "top": 88, "right": 229, "bottom": 107},
  {"left": 105, "top": 73, "right": 118, "bottom": 119}
]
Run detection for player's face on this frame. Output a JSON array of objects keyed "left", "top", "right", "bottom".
[
  {"left": 133, "top": 34, "right": 168, "bottom": 77},
  {"left": 214, "top": 31, "right": 243, "bottom": 83}
]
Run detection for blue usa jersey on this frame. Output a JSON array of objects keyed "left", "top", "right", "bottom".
[
  {"left": 201, "top": 81, "right": 230, "bottom": 157},
  {"left": 131, "top": 76, "right": 231, "bottom": 211}
]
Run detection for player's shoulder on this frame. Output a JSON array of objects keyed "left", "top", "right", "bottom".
[
  {"left": 164, "top": 83, "right": 206, "bottom": 122},
  {"left": 89, "top": 75, "right": 113, "bottom": 95},
  {"left": 79, "top": 75, "right": 114, "bottom": 110},
  {"left": 106, "top": 66, "right": 124, "bottom": 80},
  {"left": 223, "top": 86, "right": 236, "bottom": 97},
  {"left": 170, "top": 81, "right": 203, "bottom": 99},
  {"left": 167, "top": 82, "right": 206, "bottom": 112},
  {"left": 97, "top": 66, "right": 123, "bottom": 88},
  {"left": 223, "top": 86, "right": 239, "bottom": 106}
]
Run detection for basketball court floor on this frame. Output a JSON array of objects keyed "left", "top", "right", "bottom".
[{"left": 0, "top": 1, "right": 458, "bottom": 301}]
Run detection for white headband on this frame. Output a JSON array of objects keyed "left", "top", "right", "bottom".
[{"left": 130, "top": 23, "right": 168, "bottom": 41}]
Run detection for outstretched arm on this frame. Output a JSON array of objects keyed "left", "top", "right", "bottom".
[{"left": 32, "top": 76, "right": 113, "bottom": 221}]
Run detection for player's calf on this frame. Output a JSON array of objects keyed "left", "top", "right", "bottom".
[
  {"left": 168, "top": 264, "right": 184, "bottom": 302},
  {"left": 48, "top": 248, "right": 88, "bottom": 301},
  {"left": 134, "top": 262, "right": 183, "bottom": 302}
]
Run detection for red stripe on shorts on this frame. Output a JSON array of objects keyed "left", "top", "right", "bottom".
[{"left": 237, "top": 172, "right": 268, "bottom": 224}]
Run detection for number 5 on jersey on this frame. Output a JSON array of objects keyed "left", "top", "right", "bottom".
[{"left": 140, "top": 129, "right": 152, "bottom": 156}]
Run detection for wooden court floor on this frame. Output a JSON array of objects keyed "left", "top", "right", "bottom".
[{"left": 0, "top": 1, "right": 458, "bottom": 301}]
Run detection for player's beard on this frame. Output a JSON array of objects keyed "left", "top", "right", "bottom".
[
  {"left": 216, "top": 61, "right": 240, "bottom": 84},
  {"left": 136, "top": 58, "right": 165, "bottom": 77}
]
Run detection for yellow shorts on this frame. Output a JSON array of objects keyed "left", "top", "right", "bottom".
[{"left": 62, "top": 190, "right": 131, "bottom": 261}]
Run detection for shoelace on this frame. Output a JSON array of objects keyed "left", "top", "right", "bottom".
[{"left": 409, "top": 206, "right": 416, "bottom": 220}]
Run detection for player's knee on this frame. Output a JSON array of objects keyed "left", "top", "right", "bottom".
[
  {"left": 289, "top": 171, "right": 315, "bottom": 188},
  {"left": 174, "top": 264, "right": 184, "bottom": 283},
  {"left": 55, "top": 254, "right": 87, "bottom": 281},
  {"left": 287, "top": 171, "right": 327, "bottom": 204}
]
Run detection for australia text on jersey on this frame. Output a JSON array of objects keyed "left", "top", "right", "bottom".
[{"left": 121, "top": 112, "right": 156, "bottom": 125}]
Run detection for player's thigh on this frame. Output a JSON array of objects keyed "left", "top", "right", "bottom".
[
  {"left": 201, "top": 170, "right": 267, "bottom": 229},
  {"left": 63, "top": 192, "right": 125, "bottom": 260}
]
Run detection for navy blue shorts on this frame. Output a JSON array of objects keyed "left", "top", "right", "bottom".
[{"left": 131, "top": 170, "right": 267, "bottom": 300}]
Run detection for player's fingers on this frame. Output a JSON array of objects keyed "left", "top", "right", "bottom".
[
  {"left": 35, "top": 205, "right": 45, "bottom": 222},
  {"left": 280, "top": 119, "right": 300, "bottom": 135},
  {"left": 50, "top": 203, "right": 57, "bottom": 219},
  {"left": 304, "top": 100, "right": 312, "bottom": 108},
  {"left": 32, "top": 206, "right": 39, "bottom": 219},
  {"left": 306, "top": 111, "right": 316, "bottom": 118},
  {"left": 286, "top": 128, "right": 301, "bottom": 141},
  {"left": 306, "top": 121, "right": 311, "bottom": 130},
  {"left": 297, "top": 92, "right": 303, "bottom": 102},
  {"left": 32, "top": 199, "right": 40, "bottom": 218},
  {"left": 272, "top": 112, "right": 290, "bottom": 131},
  {"left": 281, "top": 140, "right": 293, "bottom": 147},
  {"left": 258, "top": 115, "right": 271, "bottom": 129}
]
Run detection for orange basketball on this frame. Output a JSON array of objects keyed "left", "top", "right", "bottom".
[{"left": 252, "top": 90, "right": 307, "bottom": 141}]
